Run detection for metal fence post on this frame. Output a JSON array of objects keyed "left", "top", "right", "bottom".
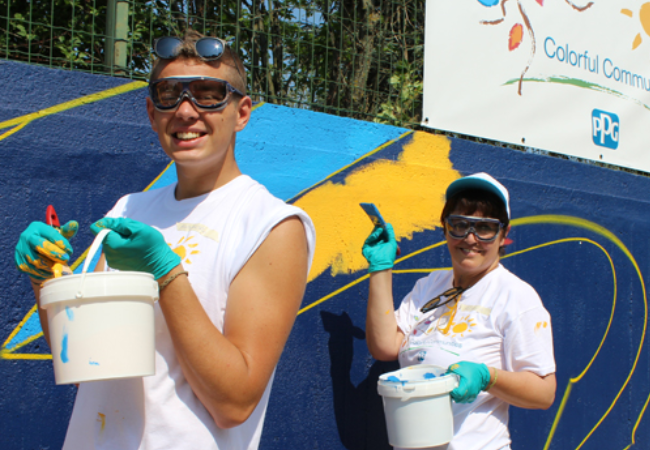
[{"left": 105, "top": 0, "right": 129, "bottom": 75}]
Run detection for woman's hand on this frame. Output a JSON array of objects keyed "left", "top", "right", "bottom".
[
  {"left": 447, "top": 361, "right": 492, "bottom": 403},
  {"left": 362, "top": 223, "right": 398, "bottom": 273},
  {"left": 447, "top": 361, "right": 556, "bottom": 409}
]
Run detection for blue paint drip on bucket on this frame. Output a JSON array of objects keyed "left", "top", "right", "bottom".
[
  {"left": 65, "top": 306, "right": 74, "bottom": 321},
  {"left": 60, "top": 333, "right": 69, "bottom": 363}
]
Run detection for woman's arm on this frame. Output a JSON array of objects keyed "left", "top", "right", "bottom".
[
  {"left": 487, "top": 368, "right": 556, "bottom": 409},
  {"left": 366, "top": 270, "right": 404, "bottom": 361}
]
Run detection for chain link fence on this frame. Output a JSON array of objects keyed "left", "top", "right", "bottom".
[{"left": 1, "top": 0, "right": 425, "bottom": 127}]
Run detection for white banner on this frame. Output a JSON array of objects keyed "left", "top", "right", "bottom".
[{"left": 422, "top": 0, "right": 650, "bottom": 173}]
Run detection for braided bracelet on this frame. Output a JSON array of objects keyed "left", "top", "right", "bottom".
[
  {"left": 159, "top": 271, "right": 188, "bottom": 292},
  {"left": 485, "top": 368, "right": 498, "bottom": 391}
]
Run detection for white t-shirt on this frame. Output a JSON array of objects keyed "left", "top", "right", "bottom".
[
  {"left": 62, "top": 175, "right": 316, "bottom": 450},
  {"left": 394, "top": 265, "right": 555, "bottom": 450}
]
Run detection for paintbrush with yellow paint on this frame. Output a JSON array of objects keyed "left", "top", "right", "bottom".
[{"left": 46, "top": 205, "right": 73, "bottom": 277}]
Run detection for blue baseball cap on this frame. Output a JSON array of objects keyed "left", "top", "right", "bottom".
[{"left": 445, "top": 172, "right": 511, "bottom": 219}]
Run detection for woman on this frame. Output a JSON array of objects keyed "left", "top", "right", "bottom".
[{"left": 363, "top": 172, "right": 556, "bottom": 449}]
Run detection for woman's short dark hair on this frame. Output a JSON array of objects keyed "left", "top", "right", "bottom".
[{"left": 440, "top": 188, "right": 509, "bottom": 226}]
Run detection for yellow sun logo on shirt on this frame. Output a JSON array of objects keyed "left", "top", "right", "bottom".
[
  {"left": 169, "top": 235, "right": 200, "bottom": 264},
  {"left": 622, "top": 3, "right": 650, "bottom": 50},
  {"left": 448, "top": 315, "right": 477, "bottom": 338}
]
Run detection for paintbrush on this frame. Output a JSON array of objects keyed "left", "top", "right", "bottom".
[{"left": 46, "top": 205, "right": 73, "bottom": 277}]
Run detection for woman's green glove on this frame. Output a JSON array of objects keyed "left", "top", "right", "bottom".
[
  {"left": 91, "top": 218, "right": 181, "bottom": 280},
  {"left": 447, "top": 361, "right": 491, "bottom": 403},
  {"left": 15, "top": 221, "right": 78, "bottom": 281},
  {"left": 362, "top": 223, "right": 398, "bottom": 273}
]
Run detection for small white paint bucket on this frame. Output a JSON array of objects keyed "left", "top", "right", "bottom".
[
  {"left": 377, "top": 364, "right": 459, "bottom": 449},
  {"left": 40, "top": 229, "right": 159, "bottom": 385}
]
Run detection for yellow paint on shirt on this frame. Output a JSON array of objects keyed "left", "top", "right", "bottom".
[
  {"left": 295, "top": 132, "right": 460, "bottom": 281},
  {"left": 97, "top": 412, "right": 106, "bottom": 432}
]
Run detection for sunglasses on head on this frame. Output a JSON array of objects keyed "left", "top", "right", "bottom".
[
  {"left": 149, "top": 77, "right": 244, "bottom": 111},
  {"left": 444, "top": 215, "right": 504, "bottom": 242},
  {"left": 153, "top": 36, "right": 246, "bottom": 84},
  {"left": 154, "top": 36, "right": 228, "bottom": 61}
]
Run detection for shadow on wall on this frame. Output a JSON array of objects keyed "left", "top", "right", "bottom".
[{"left": 321, "top": 311, "right": 398, "bottom": 450}]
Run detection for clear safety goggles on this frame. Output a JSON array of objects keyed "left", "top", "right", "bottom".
[
  {"left": 444, "top": 215, "right": 504, "bottom": 242},
  {"left": 149, "top": 76, "right": 244, "bottom": 111}
]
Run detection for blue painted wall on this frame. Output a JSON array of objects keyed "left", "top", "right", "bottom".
[{"left": 2, "top": 60, "right": 650, "bottom": 449}]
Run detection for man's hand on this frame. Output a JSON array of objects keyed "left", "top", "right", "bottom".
[
  {"left": 15, "top": 221, "right": 78, "bottom": 282},
  {"left": 447, "top": 361, "right": 492, "bottom": 403},
  {"left": 362, "top": 223, "right": 398, "bottom": 273},
  {"left": 91, "top": 217, "right": 181, "bottom": 280}
]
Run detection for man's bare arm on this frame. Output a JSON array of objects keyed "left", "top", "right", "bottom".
[{"left": 157, "top": 216, "right": 309, "bottom": 428}]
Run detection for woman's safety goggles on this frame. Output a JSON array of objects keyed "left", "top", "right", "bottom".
[
  {"left": 153, "top": 36, "right": 228, "bottom": 61},
  {"left": 444, "top": 215, "right": 504, "bottom": 242},
  {"left": 149, "top": 77, "right": 244, "bottom": 111}
]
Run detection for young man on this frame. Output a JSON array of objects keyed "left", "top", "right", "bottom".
[{"left": 15, "top": 31, "right": 315, "bottom": 449}]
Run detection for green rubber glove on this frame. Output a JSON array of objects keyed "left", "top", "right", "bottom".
[
  {"left": 91, "top": 217, "right": 181, "bottom": 280},
  {"left": 446, "top": 361, "right": 491, "bottom": 403},
  {"left": 362, "top": 223, "right": 398, "bottom": 273},
  {"left": 15, "top": 220, "right": 78, "bottom": 282}
]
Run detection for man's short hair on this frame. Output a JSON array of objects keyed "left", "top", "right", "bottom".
[{"left": 150, "top": 30, "right": 247, "bottom": 95}]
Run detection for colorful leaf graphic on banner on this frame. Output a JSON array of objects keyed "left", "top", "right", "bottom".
[
  {"left": 479, "top": 0, "right": 594, "bottom": 95},
  {"left": 509, "top": 23, "right": 524, "bottom": 50}
]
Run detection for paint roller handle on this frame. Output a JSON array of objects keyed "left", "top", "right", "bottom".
[{"left": 45, "top": 205, "right": 61, "bottom": 228}]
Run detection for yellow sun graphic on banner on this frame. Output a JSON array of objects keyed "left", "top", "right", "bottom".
[
  {"left": 621, "top": 3, "right": 650, "bottom": 49},
  {"left": 169, "top": 236, "right": 200, "bottom": 264}
]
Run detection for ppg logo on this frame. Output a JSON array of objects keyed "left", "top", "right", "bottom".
[{"left": 592, "top": 109, "right": 619, "bottom": 149}]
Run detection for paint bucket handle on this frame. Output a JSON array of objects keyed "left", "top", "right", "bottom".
[
  {"left": 401, "top": 384, "right": 417, "bottom": 401},
  {"left": 77, "top": 229, "right": 111, "bottom": 298}
]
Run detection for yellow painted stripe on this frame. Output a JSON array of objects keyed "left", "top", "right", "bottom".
[
  {"left": 0, "top": 351, "right": 52, "bottom": 360},
  {"left": 1, "top": 304, "right": 39, "bottom": 349},
  {"left": 4, "top": 332, "right": 45, "bottom": 353},
  {"left": 0, "top": 120, "right": 33, "bottom": 142},
  {"left": 0, "top": 81, "right": 148, "bottom": 131},
  {"left": 143, "top": 161, "right": 175, "bottom": 192},
  {"left": 298, "top": 275, "right": 369, "bottom": 315}
]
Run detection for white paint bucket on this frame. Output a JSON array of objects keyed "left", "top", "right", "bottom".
[
  {"left": 40, "top": 229, "right": 159, "bottom": 385},
  {"left": 377, "top": 364, "right": 459, "bottom": 449}
]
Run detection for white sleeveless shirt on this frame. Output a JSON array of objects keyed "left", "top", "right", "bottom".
[{"left": 62, "top": 175, "right": 316, "bottom": 450}]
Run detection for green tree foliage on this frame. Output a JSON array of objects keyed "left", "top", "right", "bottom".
[{"left": 0, "top": 0, "right": 424, "bottom": 126}]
